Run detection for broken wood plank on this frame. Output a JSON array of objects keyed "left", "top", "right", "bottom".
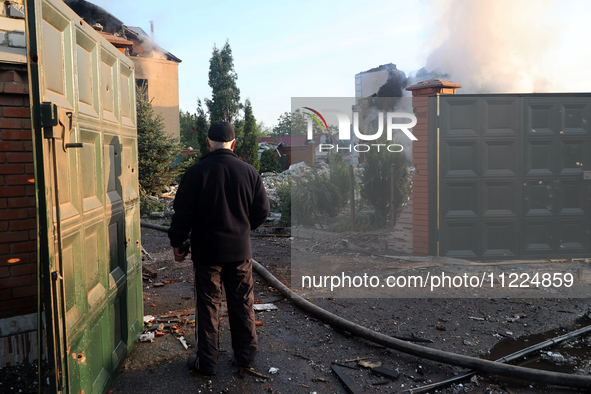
[
  {"left": 142, "top": 265, "right": 158, "bottom": 278},
  {"left": 331, "top": 365, "right": 364, "bottom": 394},
  {"left": 342, "top": 356, "right": 368, "bottom": 363},
  {"left": 141, "top": 245, "right": 153, "bottom": 260},
  {"left": 233, "top": 363, "right": 270, "bottom": 379}
]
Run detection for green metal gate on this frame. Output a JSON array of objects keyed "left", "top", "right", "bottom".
[
  {"left": 431, "top": 94, "right": 591, "bottom": 259},
  {"left": 26, "top": 0, "right": 143, "bottom": 392}
]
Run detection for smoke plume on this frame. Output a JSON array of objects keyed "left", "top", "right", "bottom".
[{"left": 423, "top": 0, "right": 560, "bottom": 93}]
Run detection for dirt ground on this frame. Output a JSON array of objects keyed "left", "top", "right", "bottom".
[{"left": 105, "top": 223, "right": 591, "bottom": 394}]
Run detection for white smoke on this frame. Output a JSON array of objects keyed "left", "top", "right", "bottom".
[{"left": 424, "top": 0, "right": 561, "bottom": 93}]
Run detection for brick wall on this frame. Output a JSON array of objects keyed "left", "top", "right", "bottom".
[
  {"left": 406, "top": 79, "right": 461, "bottom": 256},
  {"left": 278, "top": 143, "right": 315, "bottom": 169},
  {"left": 0, "top": 64, "right": 37, "bottom": 319},
  {"left": 410, "top": 95, "right": 430, "bottom": 256}
]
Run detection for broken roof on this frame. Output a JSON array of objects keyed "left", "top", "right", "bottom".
[
  {"left": 64, "top": 0, "right": 125, "bottom": 35},
  {"left": 357, "top": 63, "right": 398, "bottom": 75},
  {"left": 125, "top": 26, "right": 182, "bottom": 63}
]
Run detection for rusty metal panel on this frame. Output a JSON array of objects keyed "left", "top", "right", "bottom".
[{"left": 26, "top": 0, "right": 142, "bottom": 392}]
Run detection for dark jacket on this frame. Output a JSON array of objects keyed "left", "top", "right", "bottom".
[{"left": 168, "top": 149, "right": 270, "bottom": 264}]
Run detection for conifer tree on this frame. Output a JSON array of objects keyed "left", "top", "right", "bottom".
[
  {"left": 205, "top": 41, "right": 241, "bottom": 123},
  {"left": 137, "top": 85, "right": 182, "bottom": 197},
  {"left": 242, "top": 99, "right": 259, "bottom": 171},
  {"left": 195, "top": 98, "right": 209, "bottom": 155},
  {"left": 179, "top": 110, "right": 198, "bottom": 149}
]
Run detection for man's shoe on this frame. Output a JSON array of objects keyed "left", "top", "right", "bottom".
[
  {"left": 187, "top": 352, "right": 198, "bottom": 369},
  {"left": 187, "top": 352, "right": 217, "bottom": 376},
  {"left": 232, "top": 360, "right": 253, "bottom": 370}
]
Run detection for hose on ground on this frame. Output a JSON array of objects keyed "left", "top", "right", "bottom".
[
  {"left": 139, "top": 221, "right": 591, "bottom": 389},
  {"left": 250, "top": 259, "right": 591, "bottom": 389}
]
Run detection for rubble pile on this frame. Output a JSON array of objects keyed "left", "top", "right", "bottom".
[
  {"left": 261, "top": 171, "right": 290, "bottom": 208},
  {"left": 144, "top": 161, "right": 415, "bottom": 222},
  {"left": 144, "top": 185, "right": 178, "bottom": 218}
]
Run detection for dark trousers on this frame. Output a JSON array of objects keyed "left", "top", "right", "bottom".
[{"left": 193, "top": 259, "right": 257, "bottom": 373}]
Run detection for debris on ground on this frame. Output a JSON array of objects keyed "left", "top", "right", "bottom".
[
  {"left": 331, "top": 364, "right": 364, "bottom": 394},
  {"left": 139, "top": 332, "right": 155, "bottom": 342},
  {"left": 253, "top": 303, "right": 278, "bottom": 311},
  {"left": 370, "top": 366, "right": 400, "bottom": 380},
  {"left": 543, "top": 351, "right": 566, "bottom": 364},
  {"left": 108, "top": 219, "right": 591, "bottom": 394},
  {"left": 358, "top": 360, "right": 382, "bottom": 369},
  {"left": 268, "top": 367, "right": 279, "bottom": 374},
  {"left": 142, "top": 265, "right": 158, "bottom": 279},
  {"left": 342, "top": 356, "right": 368, "bottom": 363},
  {"left": 178, "top": 336, "right": 189, "bottom": 350},
  {"left": 143, "top": 315, "right": 154, "bottom": 323},
  {"left": 141, "top": 245, "right": 153, "bottom": 261}
]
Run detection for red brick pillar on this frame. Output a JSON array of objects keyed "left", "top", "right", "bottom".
[
  {"left": 0, "top": 64, "right": 37, "bottom": 318},
  {"left": 405, "top": 79, "right": 461, "bottom": 256}
]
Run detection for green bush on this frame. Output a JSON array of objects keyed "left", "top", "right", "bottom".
[
  {"left": 276, "top": 179, "right": 291, "bottom": 227},
  {"left": 359, "top": 137, "right": 408, "bottom": 220},
  {"left": 260, "top": 149, "right": 282, "bottom": 173},
  {"left": 291, "top": 156, "right": 351, "bottom": 226},
  {"left": 174, "top": 153, "right": 199, "bottom": 184}
]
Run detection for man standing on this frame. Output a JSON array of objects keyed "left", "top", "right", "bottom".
[{"left": 168, "top": 121, "right": 270, "bottom": 376}]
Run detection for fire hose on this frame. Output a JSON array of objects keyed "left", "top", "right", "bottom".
[{"left": 140, "top": 221, "right": 591, "bottom": 389}]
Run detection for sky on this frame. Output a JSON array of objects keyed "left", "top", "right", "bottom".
[{"left": 88, "top": 0, "right": 591, "bottom": 130}]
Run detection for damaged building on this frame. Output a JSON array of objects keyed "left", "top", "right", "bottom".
[{"left": 64, "top": 0, "right": 182, "bottom": 139}]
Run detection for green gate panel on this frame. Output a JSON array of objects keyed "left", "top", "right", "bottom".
[{"left": 27, "top": 0, "right": 142, "bottom": 392}]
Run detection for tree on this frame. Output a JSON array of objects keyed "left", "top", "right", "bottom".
[
  {"left": 136, "top": 85, "right": 183, "bottom": 197},
  {"left": 260, "top": 149, "right": 281, "bottom": 173},
  {"left": 179, "top": 110, "right": 198, "bottom": 149},
  {"left": 205, "top": 41, "right": 241, "bottom": 123},
  {"left": 272, "top": 109, "right": 338, "bottom": 136},
  {"left": 195, "top": 99, "right": 209, "bottom": 155},
  {"left": 359, "top": 134, "right": 408, "bottom": 219},
  {"left": 241, "top": 99, "right": 260, "bottom": 171},
  {"left": 272, "top": 109, "right": 308, "bottom": 136}
]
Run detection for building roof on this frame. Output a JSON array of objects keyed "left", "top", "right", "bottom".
[
  {"left": 258, "top": 134, "right": 341, "bottom": 147},
  {"left": 64, "top": 0, "right": 181, "bottom": 63},
  {"left": 125, "top": 26, "right": 182, "bottom": 63},
  {"left": 406, "top": 78, "right": 462, "bottom": 91},
  {"left": 98, "top": 31, "right": 133, "bottom": 49},
  {"left": 64, "top": 0, "right": 125, "bottom": 35},
  {"left": 258, "top": 135, "right": 306, "bottom": 146},
  {"left": 356, "top": 63, "right": 398, "bottom": 76}
]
